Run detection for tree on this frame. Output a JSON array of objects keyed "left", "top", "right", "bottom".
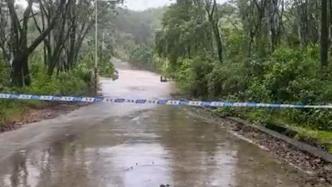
[
  {"left": 267, "top": 0, "right": 284, "bottom": 51},
  {"left": 0, "top": 0, "right": 123, "bottom": 85},
  {"left": 292, "top": 0, "right": 320, "bottom": 46},
  {"left": 31, "top": 0, "right": 107, "bottom": 76},
  {"left": 238, "top": 0, "right": 285, "bottom": 56},
  {"left": 39, "top": 0, "right": 95, "bottom": 75},
  {"left": 320, "top": 0, "right": 329, "bottom": 69},
  {"left": 32, "top": 0, "right": 73, "bottom": 76},
  {"left": 156, "top": 0, "right": 219, "bottom": 65},
  {"left": 1, "top": 0, "right": 66, "bottom": 86},
  {"left": 204, "top": 0, "right": 223, "bottom": 63},
  {"left": 0, "top": 1, "right": 10, "bottom": 63}
]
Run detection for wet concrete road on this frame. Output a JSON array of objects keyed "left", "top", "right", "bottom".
[{"left": 0, "top": 62, "right": 318, "bottom": 187}]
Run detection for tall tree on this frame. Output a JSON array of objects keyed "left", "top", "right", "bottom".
[
  {"left": 204, "top": 0, "right": 223, "bottom": 63},
  {"left": 292, "top": 0, "right": 320, "bottom": 46},
  {"left": 32, "top": 0, "right": 72, "bottom": 76},
  {"left": 320, "top": 0, "right": 329, "bottom": 69},
  {"left": 267, "top": 0, "right": 284, "bottom": 51},
  {"left": 2, "top": 0, "right": 66, "bottom": 86},
  {"left": 36, "top": 0, "right": 95, "bottom": 75},
  {"left": 0, "top": 1, "right": 10, "bottom": 63},
  {"left": 155, "top": 0, "right": 214, "bottom": 64}
]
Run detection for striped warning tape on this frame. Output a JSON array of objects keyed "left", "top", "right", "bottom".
[{"left": 0, "top": 93, "right": 331, "bottom": 109}]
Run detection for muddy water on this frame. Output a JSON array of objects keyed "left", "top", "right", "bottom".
[{"left": 0, "top": 61, "right": 321, "bottom": 187}]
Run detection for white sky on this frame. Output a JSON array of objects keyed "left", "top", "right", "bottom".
[
  {"left": 16, "top": 0, "right": 27, "bottom": 6},
  {"left": 123, "top": 0, "right": 175, "bottom": 11}
]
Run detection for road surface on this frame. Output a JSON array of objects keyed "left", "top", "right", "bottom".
[{"left": 0, "top": 61, "right": 320, "bottom": 187}]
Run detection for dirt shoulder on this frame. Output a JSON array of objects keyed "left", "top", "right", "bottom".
[
  {"left": 0, "top": 103, "right": 83, "bottom": 133},
  {"left": 226, "top": 117, "right": 332, "bottom": 185},
  {"left": 189, "top": 107, "right": 332, "bottom": 186}
]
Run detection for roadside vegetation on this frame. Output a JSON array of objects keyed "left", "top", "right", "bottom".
[
  {"left": 0, "top": 0, "right": 121, "bottom": 128},
  {"left": 113, "top": 0, "right": 332, "bottom": 153}
]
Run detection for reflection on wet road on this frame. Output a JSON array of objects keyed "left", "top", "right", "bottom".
[{"left": 0, "top": 61, "right": 319, "bottom": 187}]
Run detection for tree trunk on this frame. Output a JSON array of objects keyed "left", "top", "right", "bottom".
[
  {"left": 248, "top": 31, "right": 254, "bottom": 59},
  {"left": 208, "top": 14, "right": 223, "bottom": 63},
  {"left": 205, "top": 0, "right": 223, "bottom": 63},
  {"left": 330, "top": 0, "right": 332, "bottom": 55},
  {"left": 11, "top": 54, "right": 30, "bottom": 87},
  {"left": 320, "top": 0, "right": 329, "bottom": 69},
  {"left": 212, "top": 22, "right": 223, "bottom": 63},
  {"left": 47, "top": 59, "right": 57, "bottom": 76}
]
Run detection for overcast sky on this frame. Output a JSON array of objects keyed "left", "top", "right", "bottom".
[
  {"left": 123, "top": 0, "right": 228, "bottom": 11},
  {"left": 122, "top": 0, "right": 174, "bottom": 11}
]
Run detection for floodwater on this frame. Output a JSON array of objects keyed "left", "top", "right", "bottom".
[{"left": 0, "top": 61, "right": 321, "bottom": 187}]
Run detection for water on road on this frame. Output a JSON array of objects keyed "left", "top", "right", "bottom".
[{"left": 0, "top": 62, "right": 318, "bottom": 187}]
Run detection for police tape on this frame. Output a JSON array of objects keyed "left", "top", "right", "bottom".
[{"left": 0, "top": 93, "right": 332, "bottom": 109}]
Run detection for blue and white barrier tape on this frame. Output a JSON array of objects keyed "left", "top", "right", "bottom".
[{"left": 0, "top": 93, "right": 331, "bottom": 109}]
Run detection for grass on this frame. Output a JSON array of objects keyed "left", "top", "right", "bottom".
[
  {"left": 286, "top": 125, "right": 332, "bottom": 153},
  {"left": 0, "top": 102, "right": 26, "bottom": 126},
  {"left": 213, "top": 108, "right": 332, "bottom": 154},
  {"left": 0, "top": 100, "right": 46, "bottom": 128},
  {"left": 247, "top": 110, "right": 332, "bottom": 154}
]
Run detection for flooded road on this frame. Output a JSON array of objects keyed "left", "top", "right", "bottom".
[{"left": 0, "top": 61, "right": 317, "bottom": 187}]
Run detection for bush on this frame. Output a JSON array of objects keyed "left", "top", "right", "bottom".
[
  {"left": 207, "top": 62, "right": 248, "bottom": 99},
  {"left": 169, "top": 46, "right": 332, "bottom": 130},
  {"left": 20, "top": 61, "right": 91, "bottom": 96},
  {"left": 0, "top": 51, "right": 95, "bottom": 127},
  {"left": 0, "top": 58, "right": 10, "bottom": 90},
  {"left": 127, "top": 45, "right": 157, "bottom": 71},
  {"left": 261, "top": 47, "right": 320, "bottom": 103},
  {"left": 174, "top": 57, "right": 213, "bottom": 97},
  {"left": 98, "top": 53, "right": 115, "bottom": 78},
  {"left": 244, "top": 46, "right": 332, "bottom": 130}
]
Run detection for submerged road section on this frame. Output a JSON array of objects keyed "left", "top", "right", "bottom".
[{"left": 0, "top": 61, "right": 323, "bottom": 187}]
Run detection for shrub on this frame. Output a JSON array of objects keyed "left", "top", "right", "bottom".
[
  {"left": 26, "top": 64, "right": 90, "bottom": 96},
  {"left": 0, "top": 58, "right": 10, "bottom": 90},
  {"left": 0, "top": 52, "right": 94, "bottom": 127},
  {"left": 175, "top": 57, "right": 213, "bottom": 97},
  {"left": 98, "top": 53, "right": 115, "bottom": 78},
  {"left": 129, "top": 46, "right": 154, "bottom": 70},
  {"left": 243, "top": 46, "right": 332, "bottom": 130},
  {"left": 262, "top": 47, "right": 319, "bottom": 103},
  {"left": 207, "top": 62, "right": 248, "bottom": 99}
]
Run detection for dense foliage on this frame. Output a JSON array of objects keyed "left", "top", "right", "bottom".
[{"left": 153, "top": 0, "right": 332, "bottom": 133}]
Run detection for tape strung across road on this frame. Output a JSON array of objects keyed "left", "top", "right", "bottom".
[{"left": 1, "top": 93, "right": 332, "bottom": 109}]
